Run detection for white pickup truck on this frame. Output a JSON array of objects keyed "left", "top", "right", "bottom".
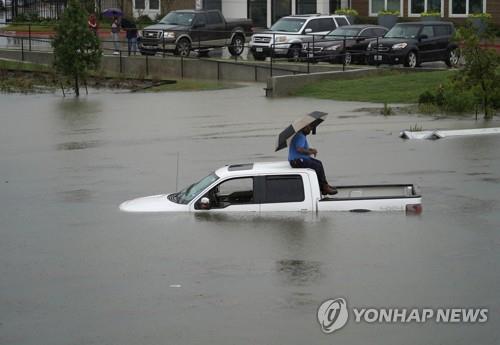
[{"left": 120, "top": 162, "right": 422, "bottom": 213}]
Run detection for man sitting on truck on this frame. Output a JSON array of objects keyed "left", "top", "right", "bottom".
[{"left": 288, "top": 125, "right": 337, "bottom": 195}]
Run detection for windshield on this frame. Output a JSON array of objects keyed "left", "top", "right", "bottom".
[
  {"left": 270, "top": 18, "right": 306, "bottom": 32},
  {"left": 385, "top": 25, "right": 421, "bottom": 39},
  {"left": 159, "top": 12, "right": 195, "bottom": 26},
  {"left": 327, "top": 27, "right": 362, "bottom": 38},
  {"left": 174, "top": 172, "right": 219, "bottom": 204}
]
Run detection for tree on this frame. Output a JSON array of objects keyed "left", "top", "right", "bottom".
[
  {"left": 52, "top": 0, "right": 102, "bottom": 96},
  {"left": 454, "top": 20, "right": 500, "bottom": 119}
]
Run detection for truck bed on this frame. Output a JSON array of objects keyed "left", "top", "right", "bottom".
[{"left": 319, "top": 184, "right": 421, "bottom": 212}]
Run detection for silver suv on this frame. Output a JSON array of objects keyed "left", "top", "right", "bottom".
[{"left": 249, "top": 14, "right": 350, "bottom": 61}]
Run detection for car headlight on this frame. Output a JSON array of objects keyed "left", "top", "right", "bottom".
[
  {"left": 164, "top": 31, "right": 176, "bottom": 39},
  {"left": 275, "top": 36, "right": 288, "bottom": 43},
  {"left": 367, "top": 42, "right": 373, "bottom": 50},
  {"left": 392, "top": 43, "right": 408, "bottom": 50},
  {"left": 326, "top": 44, "right": 341, "bottom": 51}
]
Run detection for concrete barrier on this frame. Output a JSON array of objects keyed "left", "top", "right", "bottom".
[{"left": 0, "top": 48, "right": 352, "bottom": 83}]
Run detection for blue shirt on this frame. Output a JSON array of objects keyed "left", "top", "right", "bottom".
[{"left": 288, "top": 132, "right": 310, "bottom": 161}]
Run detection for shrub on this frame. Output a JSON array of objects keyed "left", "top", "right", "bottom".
[
  {"left": 136, "top": 15, "right": 153, "bottom": 26},
  {"left": 418, "top": 90, "right": 435, "bottom": 105},
  {"left": 421, "top": 11, "right": 441, "bottom": 17},
  {"left": 378, "top": 10, "right": 400, "bottom": 16},
  {"left": 334, "top": 8, "right": 359, "bottom": 16}
]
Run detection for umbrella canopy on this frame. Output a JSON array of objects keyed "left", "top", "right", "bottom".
[
  {"left": 275, "top": 111, "right": 328, "bottom": 152},
  {"left": 102, "top": 8, "right": 123, "bottom": 17}
]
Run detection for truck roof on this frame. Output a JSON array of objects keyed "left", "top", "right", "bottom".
[{"left": 215, "top": 161, "right": 306, "bottom": 177}]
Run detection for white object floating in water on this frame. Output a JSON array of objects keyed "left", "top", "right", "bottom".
[
  {"left": 169, "top": 284, "right": 182, "bottom": 288},
  {"left": 400, "top": 128, "right": 500, "bottom": 140}
]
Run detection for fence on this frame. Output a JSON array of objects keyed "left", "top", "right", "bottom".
[{"left": 0, "top": 25, "right": 389, "bottom": 79}]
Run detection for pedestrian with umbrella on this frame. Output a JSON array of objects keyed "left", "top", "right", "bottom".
[
  {"left": 102, "top": 8, "right": 123, "bottom": 55},
  {"left": 276, "top": 111, "right": 337, "bottom": 195}
]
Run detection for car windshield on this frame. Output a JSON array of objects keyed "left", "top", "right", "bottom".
[
  {"left": 270, "top": 18, "right": 306, "bottom": 32},
  {"left": 385, "top": 25, "right": 421, "bottom": 39},
  {"left": 327, "top": 27, "right": 362, "bottom": 38},
  {"left": 159, "top": 12, "right": 195, "bottom": 26},
  {"left": 174, "top": 172, "right": 219, "bottom": 204}
]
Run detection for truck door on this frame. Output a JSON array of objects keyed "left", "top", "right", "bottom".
[
  {"left": 206, "top": 11, "right": 226, "bottom": 46},
  {"left": 191, "top": 13, "right": 209, "bottom": 49},
  {"left": 192, "top": 176, "right": 260, "bottom": 212},
  {"left": 258, "top": 174, "right": 313, "bottom": 212},
  {"left": 417, "top": 25, "right": 438, "bottom": 62}
]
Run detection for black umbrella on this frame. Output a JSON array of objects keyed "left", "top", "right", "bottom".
[
  {"left": 275, "top": 111, "right": 328, "bottom": 152},
  {"left": 102, "top": 8, "right": 123, "bottom": 17}
]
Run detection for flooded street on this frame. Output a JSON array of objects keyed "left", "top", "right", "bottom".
[{"left": 0, "top": 85, "right": 499, "bottom": 345}]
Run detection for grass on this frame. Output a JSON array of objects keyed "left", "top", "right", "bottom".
[
  {"left": 147, "top": 80, "right": 238, "bottom": 92},
  {"left": 2, "top": 24, "right": 57, "bottom": 32},
  {"left": 293, "top": 70, "right": 457, "bottom": 104},
  {"left": 0, "top": 59, "right": 51, "bottom": 72}
]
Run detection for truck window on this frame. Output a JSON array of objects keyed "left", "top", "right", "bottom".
[
  {"left": 206, "top": 11, "right": 223, "bottom": 25},
  {"left": 335, "top": 17, "right": 349, "bottom": 27},
  {"left": 264, "top": 175, "right": 305, "bottom": 203},
  {"left": 434, "top": 25, "right": 451, "bottom": 36},
  {"left": 212, "top": 177, "right": 255, "bottom": 206},
  {"left": 193, "top": 13, "right": 207, "bottom": 26},
  {"left": 317, "top": 18, "right": 336, "bottom": 31}
]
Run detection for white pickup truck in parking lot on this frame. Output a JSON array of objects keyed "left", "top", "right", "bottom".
[
  {"left": 249, "top": 14, "right": 350, "bottom": 61},
  {"left": 120, "top": 162, "right": 422, "bottom": 213}
]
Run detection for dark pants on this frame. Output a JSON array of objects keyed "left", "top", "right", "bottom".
[{"left": 289, "top": 158, "right": 328, "bottom": 186}]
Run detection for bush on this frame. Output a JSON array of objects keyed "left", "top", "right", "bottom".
[
  {"left": 378, "top": 10, "right": 400, "bottom": 16},
  {"left": 418, "top": 90, "right": 435, "bottom": 105},
  {"left": 136, "top": 15, "right": 153, "bottom": 26},
  {"left": 421, "top": 11, "right": 441, "bottom": 17},
  {"left": 334, "top": 8, "right": 359, "bottom": 16}
]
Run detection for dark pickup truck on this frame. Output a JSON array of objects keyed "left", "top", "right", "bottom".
[{"left": 138, "top": 9, "right": 253, "bottom": 57}]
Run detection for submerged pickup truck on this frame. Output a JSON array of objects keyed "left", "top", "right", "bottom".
[
  {"left": 138, "top": 9, "right": 252, "bottom": 57},
  {"left": 120, "top": 162, "right": 422, "bottom": 213}
]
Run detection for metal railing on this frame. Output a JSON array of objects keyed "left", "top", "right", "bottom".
[{"left": 0, "top": 24, "right": 388, "bottom": 77}]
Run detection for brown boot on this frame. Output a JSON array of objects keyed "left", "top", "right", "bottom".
[{"left": 322, "top": 184, "right": 338, "bottom": 195}]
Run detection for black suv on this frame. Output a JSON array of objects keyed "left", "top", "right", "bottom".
[{"left": 367, "top": 22, "right": 459, "bottom": 68}]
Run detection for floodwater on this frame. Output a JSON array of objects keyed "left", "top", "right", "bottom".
[{"left": 0, "top": 85, "right": 499, "bottom": 345}]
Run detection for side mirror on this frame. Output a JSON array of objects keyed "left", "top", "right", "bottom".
[
  {"left": 304, "top": 28, "right": 312, "bottom": 34},
  {"left": 419, "top": 34, "right": 428, "bottom": 41},
  {"left": 199, "top": 197, "right": 211, "bottom": 210}
]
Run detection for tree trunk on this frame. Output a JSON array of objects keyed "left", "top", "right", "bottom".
[{"left": 74, "top": 74, "right": 80, "bottom": 97}]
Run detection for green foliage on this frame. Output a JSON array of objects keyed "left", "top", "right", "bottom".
[
  {"left": 136, "top": 15, "right": 154, "bottom": 26},
  {"left": 334, "top": 8, "right": 359, "bottom": 16},
  {"left": 468, "top": 12, "right": 492, "bottom": 19},
  {"left": 408, "top": 123, "right": 423, "bottom": 132},
  {"left": 378, "top": 10, "right": 400, "bottom": 16},
  {"left": 418, "top": 90, "right": 435, "bottom": 105},
  {"left": 380, "top": 102, "right": 394, "bottom": 116},
  {"left": 421, "top": 11, "right": 441, "bottom": 17},
  {"left": 52, "top": 0, "right": 102, "bottom": 96},
  {"left": 454, "top": 22, "right": 500, "bottom": 118}
]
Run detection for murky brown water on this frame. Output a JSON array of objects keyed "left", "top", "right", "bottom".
[{"left": 0, "top": 86, "right": 499, "bottom": 345}]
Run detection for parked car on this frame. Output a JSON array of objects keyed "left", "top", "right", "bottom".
[
  {"left": 249, "top": 14, "right": 350, "bottom": 61},
  {"left": 302, "top": 24, "right": 388, "bottom": 64},
  {"left": 120, "top": 162, "right": 422, "bottom": 213},
  {"left": 366, "top": 21, "right": 459, "bottom": 68},
  {"left": 138, "top": 9, "right": 253, "bottom": 57}
]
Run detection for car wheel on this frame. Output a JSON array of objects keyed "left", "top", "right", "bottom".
[
  {"left": 174, "top": 38, "right": 191, "bottom": 57},
  {"left": 404, "top": 51, "right": 418, "bottom": 68},
  {"left": 287, "top": 45, "right": 302, "bottom": 62},
  {"left": 252, "top": 52, "right": 266, "bottom": 61},
  {"left": 445, "top": 48, "right": 460, "bottom": 68},
  {"left": 228, "top": 34, "right": 245, "bottom": 56},
  {"left": 344, "top": 51, "right": 352, "bottom": 65}
]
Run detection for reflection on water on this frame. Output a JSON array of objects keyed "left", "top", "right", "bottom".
[
  {"left": 58, "top": 189, "right": 93, "bottom": 203},
  {"left": 276, "top": 259, "right": 323, "bottom": 286},
  {"left": 56, "top": 140, "right": 102, "bottom": 151}
]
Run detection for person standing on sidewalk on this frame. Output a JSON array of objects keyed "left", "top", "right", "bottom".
[
  {"left": 111, "top": 16, "right": 120, "bottom": 55},
  {"left": 121, "top": 18, "right": 138, "bottom": 56},
  {"left": 88, "top": 13, "right": 98, "bottom": 36}
]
